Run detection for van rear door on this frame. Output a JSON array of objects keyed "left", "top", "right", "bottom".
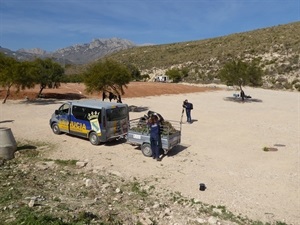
[{"left": 105, "top": 106, "right": 128, "bottom": 140}]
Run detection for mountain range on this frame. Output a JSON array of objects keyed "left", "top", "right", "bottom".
[{"left": 0, "top": 37, "right": 137, "bottom": 65}]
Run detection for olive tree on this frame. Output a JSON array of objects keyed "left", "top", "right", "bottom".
[
  {"left": 166, "top": 68, "right": 182, "bottom": 83},
  {"left": 84, "top": 59, "right": 132, "bottom": 97},
  {"left": 32, "top": 58, "right": 65, "bottom": 97},
  {"left": 218, "top": 59, "right": 263, "bottom": 91},
  {"left": 0, "top": 54, "right": 36, "bottom": 103},
  {"left": 126, "top": 64, "right": 141, "bottom": 81}
]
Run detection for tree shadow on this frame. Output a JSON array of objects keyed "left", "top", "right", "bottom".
[
  {"left": 19, "top": 99, "right": 62, "bottom": 105},
  {"left": 274, "top": 144, "right": 286, "bottom": 147},
  {"left": 42, "top": 93, "right": 86, "bottom": 100},
  {"left": 0, "top": 120, "right": 14, "bottom": 124},
  {"left": 223, "top": 96, "right": 263, "bottom": 103},
  {"left": 17, "top": 93, "right": 89, "bottom": 105}
]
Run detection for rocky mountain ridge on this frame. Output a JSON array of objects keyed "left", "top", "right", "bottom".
[{"left": 0, "top": 37, "right": 136, "bottom": 64}]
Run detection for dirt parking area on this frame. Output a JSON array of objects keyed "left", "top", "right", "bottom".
[{"left": 1, "top": 83, "right": 299, "bottom": 224}]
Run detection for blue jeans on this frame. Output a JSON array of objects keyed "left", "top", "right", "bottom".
[
  {"left": 150, "top": 137, "right": 160, "bottom": 159},
  {"left": 186, "top": 109, "right": 192, "bottom": 122}
]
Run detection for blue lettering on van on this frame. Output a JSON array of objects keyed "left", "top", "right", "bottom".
[{"left": 70, "top": 115, "right": 102, "bottom": 135}]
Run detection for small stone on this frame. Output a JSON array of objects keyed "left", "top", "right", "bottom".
[
  {"left": 153, "top": 203, "right": 160, "bottom": 209},
  {"left": 76, "top": 161, "right": 88, "bottom": 168},
  {"left": 28, "top": 199, "right": 35, "bottom": 207},
  {"left": 85, "top": 179, "right": 93, "bottom": 187},
  {"left": 196, "top": 218, "right": 206, "bottom": 223},
  {"left": 208, "top": 216, "right": 218, "bottom": 224},
  {"left": 164, "top": 207, "right": 171, "bottom": 215},
  {"left": 102, "top": 183, "right": 110, "bottom": 190},
  {"left": 212, "top": 208, "right": 222, "bottom": 214}
]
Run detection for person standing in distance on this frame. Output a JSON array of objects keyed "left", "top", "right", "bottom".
[
  {"left": 148, "top": 114, "right": 161, "bottom": 161},
  {"left": 183, "top": 99, "right": 193, "bottom": 123}
]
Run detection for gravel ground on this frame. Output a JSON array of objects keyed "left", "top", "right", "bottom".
[{"left": 1, "top": 83, "right": 299, "bottom": 224}]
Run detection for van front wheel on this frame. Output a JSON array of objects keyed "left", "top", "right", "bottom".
[
  {"left": 89, "top": 132, "right": 100, "bottom": 145},
  {"left": 141, "top": 143, "right": 152, "bottom": 157},
  {"left": 52, "top": 123, "right": 61, "bottom": 134}
]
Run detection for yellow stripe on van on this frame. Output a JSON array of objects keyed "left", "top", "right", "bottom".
[{"left": 70, "top": 121, "right": 88, "bottom": 134}]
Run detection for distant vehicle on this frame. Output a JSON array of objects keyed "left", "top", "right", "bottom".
[
  {"left": 49, "top": 100, "right": 129, "bottom": 145},
  {"left": 154, "top": 75, "right": 169, "bottom": 82}
]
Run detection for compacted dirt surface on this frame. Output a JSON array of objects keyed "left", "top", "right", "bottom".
[
  {"left": 1, "top": 82, "right": 299, "bottom": 225},
  {"left": 0, "top": 82, "right": 214, "bottom": 101}
]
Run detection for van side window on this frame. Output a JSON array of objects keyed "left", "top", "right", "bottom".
[
  {"left": 72, "top": 106, "right": 86, "bottom": 120},
  {"left": 106, "top": 107, "right": 127, "bottom": 121},
  {"left": 59, "top": 103, "right": 70, "bottom": 114},
  {"left": 72, "top": 106, "right": 101, "bottom": 121}
]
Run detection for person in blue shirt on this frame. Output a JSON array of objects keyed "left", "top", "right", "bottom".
[
  {"left": 183, "top": 99, "right": 193, "bottom": 123},
  {"left": 148, "top": 114, "right": 161, "bottom": 161}
]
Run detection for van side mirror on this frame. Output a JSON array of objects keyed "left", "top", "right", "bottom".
[{"left": 55, "top": 110, "right": 59, "bottom": 115}]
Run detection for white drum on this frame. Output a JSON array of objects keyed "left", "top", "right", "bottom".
[{"left": 0, "top": 127, "right": 17, "bottom": 160}]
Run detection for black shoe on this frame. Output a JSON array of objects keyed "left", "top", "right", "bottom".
[{"left": 156, "top": 158, "right": 161, "bottom": 161}]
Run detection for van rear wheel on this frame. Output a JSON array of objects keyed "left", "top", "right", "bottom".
[
  {"left": 52, "top": 123, "right": 61, "bottom": 134},
  {"left": 89, "top": 132, "right": 100, "bottom": 145},
  {"left": 141, "top": 143, "right": 152, "bottom": 157}
]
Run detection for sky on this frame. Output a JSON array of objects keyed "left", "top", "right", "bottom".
[{"left": 0, "top": 0, "right": 299, "bottom": 52}]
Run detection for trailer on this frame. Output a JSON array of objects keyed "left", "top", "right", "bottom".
[{"left": 127, "top": 118, "right": 181, "bottom": 157}]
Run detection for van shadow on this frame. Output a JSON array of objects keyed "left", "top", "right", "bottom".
[
  {"left": 104, "top": 138, "right": 127, "bottom": 146},
  {"left": 64, "top": 134, "right": 127, "bottom": 146}
]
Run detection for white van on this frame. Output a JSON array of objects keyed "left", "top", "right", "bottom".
[{"left": 49, "top": 100, "right": 129, "bottom": 145}]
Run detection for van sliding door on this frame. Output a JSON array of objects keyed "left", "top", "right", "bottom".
[{"left": 57, "top": 103, "right": 71, "bottom": 133}]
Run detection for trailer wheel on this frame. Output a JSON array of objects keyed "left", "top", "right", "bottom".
[
  {"left": 89, "top": 132, "right": 100, "bottom": 145},
  {"left": 141, "top": 143, "right": 152, "bottom": 157},
  {"left": 51, "top": 123, "right": 61, "bottom": 134}
]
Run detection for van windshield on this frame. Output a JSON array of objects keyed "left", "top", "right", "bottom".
[{"left": 106, "top": 107, "right": 127, "bottom": 121}]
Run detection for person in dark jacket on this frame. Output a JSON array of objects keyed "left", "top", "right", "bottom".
[
  {"left": 183, "top": 99, "right": 193, "bottom": 123},
  {"left": 240, "top": 89, "right": 245, "bottom": 101},
  {"left": 148, "top": 114, "right": 161, "bottom": 161},
  {"left": 240, "top": 89, "right": 251, "bottom": 101}
]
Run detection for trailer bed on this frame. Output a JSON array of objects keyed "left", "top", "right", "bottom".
[{"left": 127, "top": 118, "right": 181, "bottom": 157}]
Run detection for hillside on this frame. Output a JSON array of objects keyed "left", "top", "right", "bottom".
[{"left": 103, "top": 21, "right": 300, "bottom": 90}]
